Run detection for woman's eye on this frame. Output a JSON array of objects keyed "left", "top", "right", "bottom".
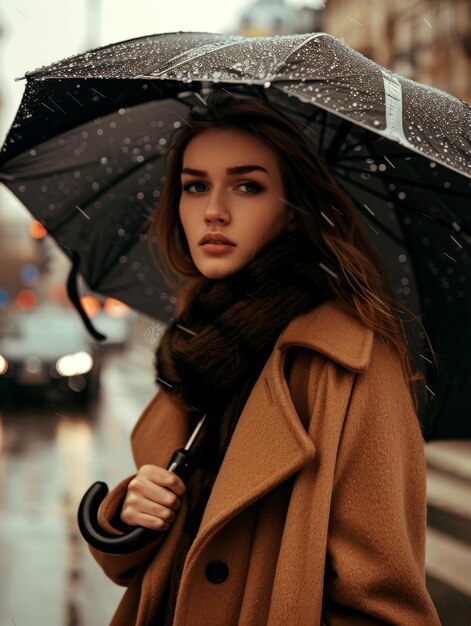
[
  {"left": 238, "top": 182, "right": 261, "bottom": 193},
  {"left": 182, "top": 181, "right": 262, "bottom": 194},
  {"left": 183, "top": 183, "right": 204, "bottom": 193}
]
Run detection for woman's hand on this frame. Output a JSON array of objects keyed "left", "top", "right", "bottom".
[{"left": 120, "top": 464, "right": 186, "bottom": 531}]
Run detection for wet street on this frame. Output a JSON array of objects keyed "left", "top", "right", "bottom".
[
  {"left": 0, "top": 344, "right": 470, "bottom": 626},
  {"left": 0, "top": 343, "right": 155, "bottom": 626}
]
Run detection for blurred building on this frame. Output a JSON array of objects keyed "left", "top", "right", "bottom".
[
  {"left": 323, "top": 0, "right": 471, "bottom": 104},
  {"left": 237, "top": 0, "right": 324, "bottom": 36}
]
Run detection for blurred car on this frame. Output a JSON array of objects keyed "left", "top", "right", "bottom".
[{"left": 0, "top": 305, "right": 102, "bottom": 404}]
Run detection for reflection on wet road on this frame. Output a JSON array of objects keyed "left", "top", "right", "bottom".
[
  {"left": 0, "top": 346, "right": 155, "bottom": 626},
  {"left": 0, "top": 346, "right": 470, "bottom": 625}
]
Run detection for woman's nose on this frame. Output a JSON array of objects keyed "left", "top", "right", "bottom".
[{"left": 204, "top": 193, "right": 230, "bottom": 223}]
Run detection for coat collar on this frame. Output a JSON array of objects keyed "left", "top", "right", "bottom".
[
  {"left": 184, "top": 298, "right": 374, "bottom": 566},
  {"left": 277, "top": 297, "right": 374, "bottom": 372}
]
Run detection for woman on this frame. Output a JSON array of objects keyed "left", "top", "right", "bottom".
[{"left": 87, "top": 92, "right": 441, "bottom": 625}]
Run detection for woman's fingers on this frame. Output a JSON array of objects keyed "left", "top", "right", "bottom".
[
  {"left": 141, "top": 464, "right": 186, "bottom": 497},
  {"left": 135, "top": 512, "right": 172, "bottom": 532},
  {"left": 120, "top": 464, "right": 186, "bottom": 529},
  {"left": 139, "top": 482, "right": 182, "bottom": 511},
  {"left": 122, "top": 496, "right": 178, "bottom": 530}
]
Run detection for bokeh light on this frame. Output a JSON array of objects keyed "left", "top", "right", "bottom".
[
  {"left": 103, "top": 297, "right": 130, "bottom": 318},
  {"left": 79, "top": 295, "right": 101, "bottom": 318},
  {"left": 16, "top": 289, "right": 37, "bottom": 310},
  {"left": 28, "top": 220, "right": 47, "bottom": 239}
]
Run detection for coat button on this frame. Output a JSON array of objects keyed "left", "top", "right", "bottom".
[{"left": 205, "top": 560, "right": 229, "bottom": 584}]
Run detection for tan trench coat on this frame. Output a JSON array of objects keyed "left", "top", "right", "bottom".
[{"left": 89, "top": 298, "right": 441, "bottom": 625}]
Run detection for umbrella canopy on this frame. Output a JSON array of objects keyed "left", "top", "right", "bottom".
[{"left": 0, "top": 31, "right": 470, "bottom": 440}]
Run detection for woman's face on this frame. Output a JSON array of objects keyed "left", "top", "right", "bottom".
[{"left": 178, "top": 128, "right": 295, "bottom": 279}]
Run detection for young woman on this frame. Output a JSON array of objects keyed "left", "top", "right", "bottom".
[{"left": 87, "top": 92, "right": 441, "bottom": 625}]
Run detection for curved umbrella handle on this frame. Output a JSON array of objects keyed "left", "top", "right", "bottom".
[{"left": 77, "top": 448, "right": 195, "bottom": 555}]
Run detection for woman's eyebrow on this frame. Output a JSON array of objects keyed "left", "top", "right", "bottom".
[{"left": 181, "top": 165, "right": 269, "bottom": 176}]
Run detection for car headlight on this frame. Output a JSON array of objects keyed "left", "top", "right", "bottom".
[
  {"left": 56, "top": 351, "right": 93, "bottom": 376},
  {"left": 0, "top": 355, "right": 8, "bottom": 375}
]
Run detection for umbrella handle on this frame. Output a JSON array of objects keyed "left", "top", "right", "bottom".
[{"left": 77, "top": 449, "right": 195, "bottom": 555}]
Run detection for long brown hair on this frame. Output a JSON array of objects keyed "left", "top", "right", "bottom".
[{"left": 147, "top": 91, "right": 436, "bottom": 417}]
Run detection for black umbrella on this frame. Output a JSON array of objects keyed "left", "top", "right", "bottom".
[{"left": 0, "top": 31, "right": 470, "bottom": 440}]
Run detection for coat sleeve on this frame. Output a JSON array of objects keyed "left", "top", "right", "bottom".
[{"left": 321, "top": 336, "right": 441, "bottom": 625}]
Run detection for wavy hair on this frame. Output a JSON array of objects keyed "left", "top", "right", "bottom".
[{"left": 147, "top": 91, "right": 436, "bottom": 419}]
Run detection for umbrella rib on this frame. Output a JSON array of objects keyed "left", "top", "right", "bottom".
[
  {"left": 366, "top": 144, "right": 471, "bottom": 227},
  {"left": 339, "top": 130, "right": 388, "bottom": 155},
  {"left": 151, "top": 38, "right": 245, "bottom": 77},
  {"left": 324, "top": 120, "right": 355, "bottom": 164},
  {"left": 335, "top": 152, "right": 426, "bottom": 162},
  {"left": 0, "top": 158, "right": 102, "bottom": 182},
  {"left": 46, "top": 151, "right": 165, "bottom": 237},
  {"left": 271, "top": 33, "right": 326, "bottom": 74},
  {"left": 89, "top": 225, "right": 157, "bottom": 290},
  {"left": 334, "top": 165, "right": 471, "bottom": 198},
  {"left": 334, "top": 171, "right": 461, "bottom": 231}
]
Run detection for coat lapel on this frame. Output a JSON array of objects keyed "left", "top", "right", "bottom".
[
  {"left": 187, "top": 299, "right": 373, "bottom": 558},
  {"left": 194, "top": 345, "right": 316, "bottom": 544}
]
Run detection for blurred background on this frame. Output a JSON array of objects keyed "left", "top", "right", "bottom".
[{"left": 0, "top": 1, "right": 470, "bottom": 624}]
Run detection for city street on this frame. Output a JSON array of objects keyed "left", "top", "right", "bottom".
[{"left": 0, "top": 341, "right": 470, "bottom": 626}]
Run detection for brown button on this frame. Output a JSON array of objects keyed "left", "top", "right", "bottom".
[{"left": 205, "top": 560, "right": 229, "bottom": 583}]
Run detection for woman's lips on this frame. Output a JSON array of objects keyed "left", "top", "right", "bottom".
[{"left": 201, "top": 243, "right": 236, "bottom": 254}]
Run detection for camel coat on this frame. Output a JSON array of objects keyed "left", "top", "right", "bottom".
[{"left": 88, "top": 298, "right": 441, "bottom": 625}]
